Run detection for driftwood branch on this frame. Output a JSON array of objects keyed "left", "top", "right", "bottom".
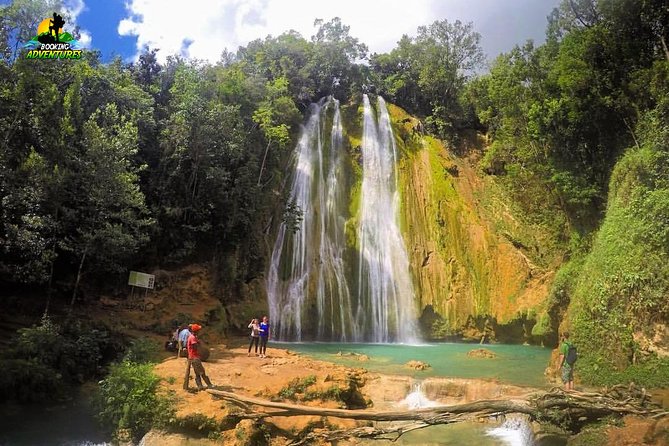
[{"left": 208, "top": 384, "right": 668, "bottom": 444}]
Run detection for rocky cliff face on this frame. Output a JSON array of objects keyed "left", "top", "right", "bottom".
[
  {"left": 259, "top": 97, "right": 559, "bottom": 343},
  {"left": 363, "top": 102, "right": 557, "bottom": 342}
]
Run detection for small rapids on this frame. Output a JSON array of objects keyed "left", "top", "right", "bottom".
[
  {"left": 397, "top": 383, "right": 439, "bottom": 409},
  {"left": 395, "top": 384, "right": 535, "bottom": 446},
  {"left": 486, "top": 416, "right": 535, "bottom": 446}
]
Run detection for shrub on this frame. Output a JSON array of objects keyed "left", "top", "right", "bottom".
[
  {"left": 96, "top": 361, "right": 175, "bottom": 442},
  {"left": 276, "top": 375, "right": 317, "bottom": 401},
  {"left": 0, "top": 315, "right": 125, "bottom": 402},
  {"left": 0, "top": 358, "right": 64, "bottom": 402},
  {"left": 123, "top": 337, "right": 160, "bottom": 363}
]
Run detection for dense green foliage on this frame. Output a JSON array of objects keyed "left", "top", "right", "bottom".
[
  {"left": 96, "top": 360, "right": 175, "bottom": 442},
  {"left": 465, "top": 0, "right": 669, "bottom": 385},
  {"left": 0, "top": 315, "right": 124, "bottom": 401},
  {"left": 0, "top": 4, "right": 371, "bottom": 302},
  {"left": 371, "top": 19, "right": 484, "bottom": 138},
  {"left": 569, "top": 109, "right": 669, "bottom": 387}
]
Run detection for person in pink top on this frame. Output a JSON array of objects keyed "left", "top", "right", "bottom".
[{"left": 182, "top": 323, "right": 213, "bottom": 391}]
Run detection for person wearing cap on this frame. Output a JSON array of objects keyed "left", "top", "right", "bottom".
[{"left": 182, "top": 323, "right": 213, "bottom": 391}]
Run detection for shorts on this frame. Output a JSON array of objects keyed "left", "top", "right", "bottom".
[{"left": 561, "top": 362, "right": 574, "bottom": 384}]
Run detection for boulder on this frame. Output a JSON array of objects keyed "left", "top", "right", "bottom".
[
  {"left": 405, "top": 360, "right": 431, "bottom": 370},
  {"left": 467, "top": 348, "right": 497, "bottom": 359}
]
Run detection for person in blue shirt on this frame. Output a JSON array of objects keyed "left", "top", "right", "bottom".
[
  {"left": 177, "top": 325, "right": 191, "bottom": 358},
  {"left": 258, "top": 316, "right": 270, "bottom": 358}
]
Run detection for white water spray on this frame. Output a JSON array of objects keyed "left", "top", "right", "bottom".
[
  {"left": 486, "top": 415, "right": 535, "bottom": 446},
  {"left": 398, "top": 383, "right": 439, "bottom": 410}
]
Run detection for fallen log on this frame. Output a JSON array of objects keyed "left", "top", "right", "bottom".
[
  {"left": 207, "top": 385, "right": 668, "bottom": 444},
  {"left": 207, "top": 388, "right": 534, "bottom": 420}
]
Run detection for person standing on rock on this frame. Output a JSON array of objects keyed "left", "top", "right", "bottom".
[
  {"left": 259, "top": 315, "right": 270, "bottom": 358},
  {"left": 247, "top": 318, "right": 260, "bottom": 356},
  {"left": 183, "top": 323, "right": 213, "bottom": 391},
  {"left": 558, "top": 331, "right": 576, "bottom": 391}
]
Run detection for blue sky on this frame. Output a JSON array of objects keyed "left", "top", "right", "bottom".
[
  {"left": 8, "top": 0, "right": 561, "bottom": 64},
  {"left": 76, "top": 0, "right": 135, "bottom": 61}
]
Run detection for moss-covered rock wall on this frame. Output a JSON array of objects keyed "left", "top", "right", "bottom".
[
  {"left": 563, "top": 146, "right": 669, "bottom": 386},
  {"left": 338, "top": 98, "right": 557, "bottom": 342}
]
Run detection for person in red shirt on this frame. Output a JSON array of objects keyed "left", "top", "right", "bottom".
[{"left": 182, "top": 323, "right": 213, "bottom": 391}]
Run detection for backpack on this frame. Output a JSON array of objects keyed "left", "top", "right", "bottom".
[{"left": 565, "top": 343, "right": 578, "bottom": 365}]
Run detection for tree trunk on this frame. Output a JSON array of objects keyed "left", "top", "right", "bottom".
[
  {"left": 44, "top": 254, "right": 55, "bottom": 316},
  {"left": 70, "top": 247, "right": 88, "bottom": 309},
  {"left": 661, "top": 35, "right": 669, "bottom": 63},
  {"left": 257, "top": 140, "right": 272, "bottom": 187},
  {"left": 207, "top": 385, "right": 668, "bottom": 444},
  {"left": 208, "top": 388, "right": 534, "bottom": 420}
]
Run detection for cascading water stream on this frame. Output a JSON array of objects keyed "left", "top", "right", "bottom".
[
  {"left": 267, "top": 100, "right": 326, "bottom": 341},
  {"left": 486, "top": 416, "right": 535, "bottom": 446},
  {"left": 316, "top": 100, "right": 358, "bottom": 341},
  {"left": 357, "top": 95, "right": 418, "bottom": 343},
  {"left": 396, "top": 384, "right": 535, "bottom": 446},
  {"left": 397, "top": 383, "right": 439, "bottom": 410},
  {"left": 267, "top": 95, "right": 419, "bottom": 343}
]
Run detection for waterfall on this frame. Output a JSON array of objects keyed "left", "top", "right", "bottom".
[
  {"left": 398, "top": 383, "right": 439, "bottom": 409},
  {"left": 486, "top": 415, "right": 535, "bottom": 446},
  {"left": 267, "top": 95, "right": 419, "bottom": 343},
  {"left": 316, "top": 100, "right": 358, "bottom": 341},
  {"left": 267, "top": 100, "right": 326, "bottom": 341},
  {"left": 357, "top": 95, "right": 418, "bottom": 343}
]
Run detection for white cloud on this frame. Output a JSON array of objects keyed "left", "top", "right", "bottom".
[
  {"left": 63, "top": 0, "right": 93, "bottom": 48},
  {"left": 118, "top": 0, "right": 432, "bottom": 62},
  {"left": 63, "top": 0, "right": 85, "bottom": 21},
  {"left": 117, "top": 0, "right": 556, "bottom": 63},
  {"left": 78, "top": 30, "right": 92, "bottom": 48}
]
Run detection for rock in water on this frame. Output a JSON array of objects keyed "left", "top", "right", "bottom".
[
  {"left": 405, "top": 360, "right": 431, "bottom": 370},
  {"left": 467, "top": 348, "right": 497, "bottom": 359}
]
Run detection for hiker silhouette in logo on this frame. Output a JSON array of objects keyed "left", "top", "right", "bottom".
[{"left": 49, "top": 13, "right": 65, "bottom": 42}]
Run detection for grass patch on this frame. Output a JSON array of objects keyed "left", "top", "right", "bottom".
[{"left": 275, "top": 375, "right": 317, "bottom": 401}]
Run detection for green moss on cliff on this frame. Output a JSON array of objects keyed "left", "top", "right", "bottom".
[
  {"left": 341, "top": 101, "right": 363, "bottom": 250},
  {"left": 567, "top": 145, "right": 669, "bottom": 386},
  {"left": 388, "top": 103, "right": 549, "bottom": 340},
  {"left": 332, "top": 98, "right": 552, "bottom": 343}
]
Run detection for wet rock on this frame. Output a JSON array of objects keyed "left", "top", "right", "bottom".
[
  {"left": 467, "top": 348, "right": 497, "bottom": 359},
  {"left": 405, "top": 360, "right": 431, "bottom": 370},
  {"left": 335, "top": 351, "right": 369, "bottom": 361}
]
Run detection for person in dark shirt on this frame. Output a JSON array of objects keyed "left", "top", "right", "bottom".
[{"left": 258, "top": 316, "right": 270, "bottom": 358}]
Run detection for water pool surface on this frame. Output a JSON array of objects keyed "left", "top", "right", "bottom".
[{"left": 277, "top": 342, "right": 552, "bottom": 387}]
